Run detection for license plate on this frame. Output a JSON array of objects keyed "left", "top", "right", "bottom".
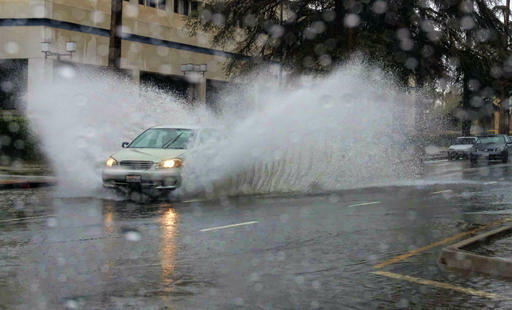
[{"left": 125, "top": 175, "right": 141, "bottom": 183}]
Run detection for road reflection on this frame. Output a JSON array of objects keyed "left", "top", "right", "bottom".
[{"left": 159, "top": 206, "right": 178, "bottom": 286}]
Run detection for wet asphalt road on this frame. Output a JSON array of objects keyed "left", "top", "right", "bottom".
[{"left": 2, "top": 160, "right": 512, "bottom": 309}]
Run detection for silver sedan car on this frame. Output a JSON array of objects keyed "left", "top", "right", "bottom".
[{"left": 102, "top": 125, "right": 214, "bottom": 198}]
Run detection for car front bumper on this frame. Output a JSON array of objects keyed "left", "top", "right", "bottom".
[
  {"left": 102, "top": 167, "right": 182, "bottom": 191},
  {"left": 448, "top": 150, "right": 471, "bottom": 159},
  {"left": 470, "top": 151, "right": 505, "bottom": 160}
]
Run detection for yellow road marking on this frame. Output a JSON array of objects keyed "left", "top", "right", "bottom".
[
  {"left": 372, "top": 271, "right": 500, "bottom": 300},
  {"left": 374, "top": 217, "right": 512, "bottom": 269},
  {"left": 0, "top": 180, "right": 25, "bottom": 184},
  {"left": 0, "top": 215, "right": 52, "bottom": 223}
]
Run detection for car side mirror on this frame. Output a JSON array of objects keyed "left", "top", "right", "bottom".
[{"left": 122, "top": 142, "right": 129, "bottom": 148}]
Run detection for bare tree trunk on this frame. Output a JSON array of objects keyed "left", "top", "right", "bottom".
[
  {"left": 108, "top": 0, "right": 123, "bottom": 69},
  {"left": 334, "top": 0, "right": 345, "bottom": 53},
  {"left": 462, "top": 72, "right": 471, "bottom": 136}
]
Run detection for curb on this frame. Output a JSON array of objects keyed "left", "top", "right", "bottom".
[
  {"left": 438, "top": 224, "right": 512, "bottom": 278},
  {"left": 0, "top": 175, "right": 56, "bottom": 190}
]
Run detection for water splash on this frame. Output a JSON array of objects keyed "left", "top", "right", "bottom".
[
  {"left": 182, "top": 62, "right": 418, "bottom": 196},
  {"left": 25, "top": 61, "right": 418, "bottom": 198}
]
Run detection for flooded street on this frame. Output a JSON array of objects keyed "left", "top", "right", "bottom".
[{"left": 1, "top": 160, "right": 512, "bottom": 308}]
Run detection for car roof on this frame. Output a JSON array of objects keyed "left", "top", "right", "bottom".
[
  {"left": 151, "top": 125, "right": 202, "bottom": 130},
  {"left": 477, "top": 134, "right": 505, "bottom": 137},
  {"left": 150, "top": 125, "right": 220, "bottom": 132}
]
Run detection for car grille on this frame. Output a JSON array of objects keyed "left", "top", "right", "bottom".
[{"left": 119, "top": 160, "right": 153, "bottom": 170}]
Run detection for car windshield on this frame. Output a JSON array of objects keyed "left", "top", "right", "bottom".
[
  {"left": 455, "top": 138, "right": 476, "bottom": 145},
  {"left": 128, "top": 128, "right": 195, "bottom": 149},
  {"left": 477, "top": 136, "right": 505, "bottom": 144}
]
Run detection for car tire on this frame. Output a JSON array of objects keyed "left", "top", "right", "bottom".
[
  {"left": 470, "top": 155, "right": 477, "bottom": 165},
  {"left": 503, "top": 152, "right": 509, "bottom": 163}
]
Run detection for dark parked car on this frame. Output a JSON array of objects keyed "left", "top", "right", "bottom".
[{"left": 470, "top": 135, "right": 512, "bottom": 164}]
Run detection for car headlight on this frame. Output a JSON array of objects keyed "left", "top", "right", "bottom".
[
  {"left": 105, "top": 157, "right": 118, "bottom": 167},
  {"left": 158, "top": 158, "right": 183, "bottom": 169}
]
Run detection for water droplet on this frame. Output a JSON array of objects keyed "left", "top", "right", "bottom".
[
  {"left": 64, "top": 299, "right": 78, "bottom": 309},
  {"left": 312, "top": 280, "right": 321, "bottom": 289},
  {"left": 344, "top": 14, "right": 360, "bottom": 28},
  {"left": 4, "top": 42, "right": 20, "bottom": 55},
  {"left": 122, "top": 228, "right": 142, "bottom": 242},
  {"left": 295, "top": 275, "right": 305, "bottom": 284},
  {"left": 47, "top": 217, "right": 58, "bottom": 227},
  {"left": 372, "top": 1, "right": 387, "bottom": 14}
]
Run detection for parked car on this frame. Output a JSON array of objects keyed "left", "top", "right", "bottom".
[
  {"left": 102, "top": 125, "right": 216, "bottom": 198},
  {"left": 469, "top": 135, "right": 512, "bottom": 164},
  {"left": 447, "top": 136, "right": 477, "bottom": 160}
]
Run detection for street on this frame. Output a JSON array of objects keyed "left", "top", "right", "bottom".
[{"left": 2, "top": 160, "right": 512, "bottom": 309}]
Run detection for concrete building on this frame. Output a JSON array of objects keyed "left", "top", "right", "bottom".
[{"left": 0, "top": 0, "right": 234, "bottom": 109}]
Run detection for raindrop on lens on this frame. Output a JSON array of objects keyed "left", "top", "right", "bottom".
[
  {"left": 122, "top": 228, "right": 142, "bottom": 241},
  {"left": 344, "top": 14, "right": 360, "bottom": 28},
  {"left": 372, "top": 0, "right": 387, "bottom": 14},
  {"left": 64, "top": 299, "right": 78, "bottom": 309},
  {"left": 460, "top": 16, "right": 475, "bottom": 30},
  {"left": 312, "top": 280, "right": 321, "bottom": 289},
  {"left": 47, "top": 217, "right": 58, "bottom": 227},
  {"left": 4, "top": 42, "right": 20, "bottom": 54},
  {"left": 234, "top": 297, "right": 244, "bottom": 306},
  {"left": 58, "top": 66, "right": 76, "bottom": 79}
]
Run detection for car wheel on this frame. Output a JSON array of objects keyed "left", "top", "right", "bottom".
[
  {"left": 503, "top": 152, "right": 509, "bottom": 163},
  {"left": 470, "top": 155, "right": 477, "bottom": 164}
]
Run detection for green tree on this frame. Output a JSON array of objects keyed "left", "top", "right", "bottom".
[{"left": 188, "top": 0, "right": 510, "bottom": 136}]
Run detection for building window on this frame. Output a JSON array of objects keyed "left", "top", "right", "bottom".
[
  {"left": 191, "top": 1, "right": 199, "bottom": 15},
  {"left": 131, "top": 0, "right": 166, "bottom": 10},
  {"left": 174, "top": 0, "right": 190, "bottom": 15}
]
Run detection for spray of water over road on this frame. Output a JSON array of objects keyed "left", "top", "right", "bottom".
[{"left": 25, "top": 61, "right": 419, "bottom": 198}]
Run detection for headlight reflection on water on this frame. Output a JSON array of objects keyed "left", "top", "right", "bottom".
[{"left": 160, "top": 208, "right": 178, "bottom": 285}]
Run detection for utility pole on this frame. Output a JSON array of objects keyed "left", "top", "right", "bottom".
[
  {"left": 506, "top": 0, "right": 510, "bottom": 37},
  {"left": 108, "top": 0, "right": 123, "bottom": 69},
  {"left": 279, "top": 0, "right": 284, "bottom": 85},
  {"left": 506, "top": 0, "right": 510, "bottom": 134}
]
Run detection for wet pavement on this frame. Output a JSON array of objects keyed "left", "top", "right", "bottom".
[
  {"left": 2, "top": 160, "right": 512, "bottom": 309},
  {"left": 464, "top": 231, "right": 512, "bottom": 258}
]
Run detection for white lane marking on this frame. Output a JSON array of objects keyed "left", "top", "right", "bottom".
[
  {"left": 200, "top": 221, "right": 259, "bottom": 232},
  {"left": 0, "top": 215, "right": 52, "bottom": 223},
  {"left": 424, "top": 159, "right": 449, "bottom": 164},
  {"left": 432, "top": 189, "right": 453, "bottom": 195},
  {"left": 182, "top": 198, "right": 208, "bottom": 203},
  {"left": 491, "top": 201, "right": 510, "bottom": 205},
  {"left": 484, "top": 181, "right": 498, "bottom": 185},
  {"left": 466, "top": 209, "right": 512, "bottom": 215},
  {"left": 347, "top": 201, "right": 381, "bottom": 208}
]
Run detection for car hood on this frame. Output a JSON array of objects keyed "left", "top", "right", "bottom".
[
  {"left": 111, "top": 148, "right": 186, "bottom": 162},
  {"left": 449, "top": 144, "right": 473, "bottom": 151}
]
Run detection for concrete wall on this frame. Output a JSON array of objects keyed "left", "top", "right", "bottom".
[{"left": 0, "top": 0, "right": 234, "bottom": 105}]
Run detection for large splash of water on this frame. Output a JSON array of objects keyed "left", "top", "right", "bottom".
[{"left": 25, "top": 61, "right": 418, "bottom": 198}]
